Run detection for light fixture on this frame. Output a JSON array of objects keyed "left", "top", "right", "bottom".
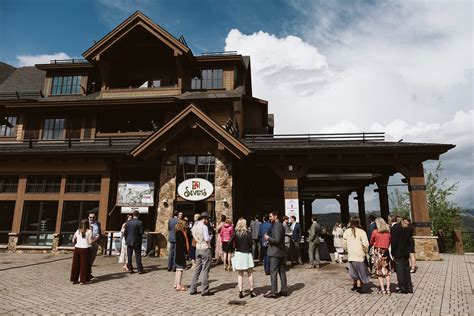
[
  {"left": 223, "top": 198, "right": 228, "bottom": 207},
  {"left": 162, "top": 198, "right": 168, "bottom": 207},
  {"left": 288, "top": 165, "right": 293, "bottom": 171}
]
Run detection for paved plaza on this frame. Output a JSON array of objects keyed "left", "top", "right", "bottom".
[{"left": 0, "top": 253, "right": 473, "bottom": 315}]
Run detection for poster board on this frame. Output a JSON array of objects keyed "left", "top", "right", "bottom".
[
  {"left": 285, "top": 198, "right": 299, "bottom": 222},
  {"left": 117, "top": 181, "right": 154, "bottom": 207}
]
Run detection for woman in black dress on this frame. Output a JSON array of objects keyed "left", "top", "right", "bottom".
[{"left": 174, "top": 220, "right": 189, "bottom": 291}]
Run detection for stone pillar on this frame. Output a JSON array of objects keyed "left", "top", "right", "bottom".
[
  {"left": 214, "top": 150, "right": 233, "bottom": 221},
  {"left": 376, "top": 176, "right": 390, "bottom": 222},
  {"left": 408, "top": 162, "right": 439, "bottom": 260},
  {"left": 155, "top": 153, "right": 177, "bottom": 255},
  {"left": 338, "top": 193, "right": 350, "bottom": 225},
  {"left": 356, "top": 188, "right": 367, "bottom": 230},
  {"left": 7, "top": 233, "right": 18, "bottom": 253}
]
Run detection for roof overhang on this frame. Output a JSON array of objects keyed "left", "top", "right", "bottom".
[
  {"left": 82, "top": 11, "right": 191, "bottom": 61},
  {"left": 130, "top": 104, "right": 251, "bottom": 159}
]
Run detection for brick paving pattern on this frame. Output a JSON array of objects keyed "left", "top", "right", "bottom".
[{"left": 0, "top": 253, "right": 473, "bottom": 315}]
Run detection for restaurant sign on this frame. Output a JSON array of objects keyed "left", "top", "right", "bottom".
[{"left": 177, "top": 178, "right": 214, "bottom": 201}]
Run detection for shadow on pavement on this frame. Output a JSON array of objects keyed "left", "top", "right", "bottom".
[
  {"left": 0, "top": 256, "right": 72, "bottom": 272},
  {"left": 95, "top": 271, "right": 128, "bottom": 282},
  {"left": 211, "top": 282, "right": 238, "bottom": 293}
]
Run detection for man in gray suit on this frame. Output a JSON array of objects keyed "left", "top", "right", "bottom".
[
  {"left": 263, "top": 211, "right": 288, "bottom": 298},
  {"left": 124, "top": 210, "right": 145, "bottom": 274},
  {"left": 250, "top": 215, "right": 261, "bottom": 260},
  {"left": 307, "top": 215, "right": 321, "bottom": 269}
]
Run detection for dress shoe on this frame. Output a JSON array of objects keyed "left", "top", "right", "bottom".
[
  {"left": 201, "top": 291, "right": 215, "bottom": 296},
  {"left": 278, "top": 291, "right": 288, "bottom": 297},
  {"left": 239, "top": 291, "right": 244, "bottom": 299},
  {"left": 250, "top": 291, "right": 256, "bottom": 298},
  {"left": 351, "top": 284, "right": 358, "bottom": 291},
  {"left": 189, "top": 291, "right": 198, "bottom": 295},
  {"left": 265, "top": 272, "right": 270, "bottom": 275},
  {"left": 138, "top": 270, "right": 147, "bottom": 274},
  {"left": 129, "top": 270, "right": 135, "bottom": 274},
  {"left": 263, "top": 293, "right": 278, "bottom": 299}
]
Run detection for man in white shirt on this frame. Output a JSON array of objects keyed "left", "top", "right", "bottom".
[{"left": 189, "top": 211, "right": 214, "bottom": 296}]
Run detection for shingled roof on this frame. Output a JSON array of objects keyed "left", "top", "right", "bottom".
[
  {"left": 0, "top": 66, "right": 45, "bottom": 93},
  {"left": 0, "top": 62, "right": 16, "bottom": 85}
]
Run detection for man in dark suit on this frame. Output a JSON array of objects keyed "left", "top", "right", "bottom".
[
  {"left": 263, "top": 211, "right": 288, "bottom": 298},
  {"left": 167, "top": 211, "right": 179, "bottom": 272},
  {"left": 124, "top": 210, "right": 145, "bottom": 274},
  {"left": 289, "top": 215, "right": 302, "bottom": 265},
  {"left": 390, "top": 216, "right": 413, "bottom": 293}
]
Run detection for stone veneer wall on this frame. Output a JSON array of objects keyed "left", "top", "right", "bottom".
[
  {"left": 155, "top": 153, "right": 177, "bottom": 255},
  {"left": 414, "top": 236, "right": 440, "bottom": 261},
  {"left": 214, "top": 150, "right": 233, "bottom": 221}
]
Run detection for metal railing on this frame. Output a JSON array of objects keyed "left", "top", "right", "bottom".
[
  {"left": 200, "top": 51, "right": 238, "bottom": 56},
  {"left": 49, "top": 59, "right": 89, "bottom": 64},
  {"left": 0, "top": 136, "right": 144, "bottom": 150},
  {"left": 245, "top": 132, "right": 385, "bottom": 142}
]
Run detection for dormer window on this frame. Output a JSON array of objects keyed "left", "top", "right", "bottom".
[
  {"left": 51, "top": 76, "right": 81, "bottom": 95},
  {"left": 191, "top": 69, "right": 223, "bottom": 90}
]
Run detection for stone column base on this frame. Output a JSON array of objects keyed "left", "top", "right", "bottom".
[
  {"left": 414, "top": 236, "right": 440, "bottom": 261},
  {"left": 8, "top": 233, "right": 18, "bottom": 253}
]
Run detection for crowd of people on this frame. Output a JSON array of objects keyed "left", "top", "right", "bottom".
[{"left": 68, "top": 209, "right": 418, "bottom": 298}]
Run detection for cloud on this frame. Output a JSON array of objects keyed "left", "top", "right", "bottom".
[
  {"left": 16, "top": 52, "right": 72, "bottom": 67},
  {"left": 225, "top": 1, "right": 473, "bottom": 211}
]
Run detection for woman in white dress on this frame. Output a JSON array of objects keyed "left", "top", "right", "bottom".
[
  {"left": 119, "top": 214, "right": 133, "bottom": 271},
  {"left": 332, "top": 222, "right": 344, "bottom": 263}
]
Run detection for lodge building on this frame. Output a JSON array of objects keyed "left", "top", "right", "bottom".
[{"left": 0, "top": 12, "right": 454, "bottom": 259}]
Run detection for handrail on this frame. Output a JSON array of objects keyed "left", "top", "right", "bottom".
[
  {"left": 0, "top": 136, "right": 145, "bottom": 149},
  {"left": 49, "top": 59, "right": 89, "bottom": 64},
  {"left": 245, "top": 132, "right": 385, "bottom": 142}
]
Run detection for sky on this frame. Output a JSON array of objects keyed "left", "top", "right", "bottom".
[{"left": 0, "top": 0, "right": 472, "bottom": 213}]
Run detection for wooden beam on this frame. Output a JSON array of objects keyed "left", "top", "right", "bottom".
[
  {"left": 408, "top": 162, "right": 431, "bottom": 236},
  {"left": 11, "top": 175, "right": 27, "bottom": 234}
]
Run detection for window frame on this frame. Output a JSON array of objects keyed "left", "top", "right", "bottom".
[
  {"left": 20, "top": 201, "right": 58, "bottom": 246},
  {"left": 41, "top": 117, "right": 66, "bottom": 140},
  {"left": 51, "top": 75, "right": 82, "bottom": 96},
  {"left": 0, "top": 176, "right": 19, "bottom": 193},
  {"left": 65, "top": 175, "right": 102, "bottom": 193},
  {"left": 176, "top": 155, "right": 215, "bottom": 185},
  {"left": 191, "top": 69, "right": 224, "bottom": 90},
  {"left": 0, "top": 116, "right": 17, "bottom": 137},
  {"left": 26, "top": 175, "right": 61, "bottom": 193}
]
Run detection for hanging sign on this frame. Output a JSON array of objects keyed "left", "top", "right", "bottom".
[
  {"left": 117, "top": 181, "right": 154, "bottom": 207},
  {"left": 285, "top": 198, "right": 299, "bottom": 222},
  {"left": 121, "top": 207, "right": 149, "bottom": 214},
  {"left": 177, "top": 178, "right": 214, "bottom": 201}
]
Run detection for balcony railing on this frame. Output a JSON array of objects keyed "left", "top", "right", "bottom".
[
  {"left": 100, "top": 86, "right": 182, "bottom": 99},
  {"left": 49, "top": 59, "right": 89, "bottom": 64},
  {"left": 245, "top": 132, "right": 385, "bottom": 142},
  {"left": 0, "top": 137, "right": 144, "bottom": 152}
]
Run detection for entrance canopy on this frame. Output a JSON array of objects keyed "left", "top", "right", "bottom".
[{"left": 130, "top": 104, "right": 251, "bottom": 159}]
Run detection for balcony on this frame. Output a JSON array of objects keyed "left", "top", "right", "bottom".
[{"left": 100, "top": 86, "right": 182, "bottom": 99}]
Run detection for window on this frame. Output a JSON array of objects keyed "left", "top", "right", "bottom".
[
  {"left": 26, "top": 175, "right": 61, "bottom": 193},
  {"left": 20, "top": 201, "right": 58, "bottom": 246},
  {"left": 51, "top": 76, "right": 81, "bottom": 95},
  {"left": 0, "top": 176, "right": 18, "bottom": 193},
  {"left": 0, "top": 116, "right": 17, "bottom": 137},
  {"left": 177, "top": 155, "right": 215, "bottom": 184},
  {"left": 0, "top": 201, "right": 15, "bottom": 244},
  {"left": 61, "top": 201, "right": 99, "bottom": 246},
  {"left": 42, "top": 118, "right": 65, "bottom": 140},
  {"left": 66, "top": 175, "right": 101, "bottom": 193},
  {"left": 191, "top": 69, "right": 223, "bottom": 90}
]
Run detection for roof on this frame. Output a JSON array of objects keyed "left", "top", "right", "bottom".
[
  {"left": 131, "top": 104, "right": 251, "bottom": 159},
  {"left": 0, "top": 62, "right": 16, "bottom": 85},
  {"left": 0, "top": 67, "right": 45, "bottom": 93},
  {"left": 243, "top": 138, "right": 455, "bottom": 159},
  {"left": 83, "top": 11, "right": 191, "bottom": 60}
]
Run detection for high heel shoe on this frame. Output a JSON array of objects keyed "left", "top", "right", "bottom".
[
  {"left": 239, "top": 291, "right": 244, "bottom": 299},
  {"left": 250, "top": 291, "right": 256, "bottom": 298}
]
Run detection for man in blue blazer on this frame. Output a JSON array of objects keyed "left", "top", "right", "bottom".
[
  {"left": 289, "top": 215, "right": 302, "bottom": 265},
  {"left": 124, "top": 210, "right": 145, "bottom": 274}
]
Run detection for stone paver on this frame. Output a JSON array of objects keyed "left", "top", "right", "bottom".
[{"left": 0, "top": 253, "right": 472, "bottom": 315}]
